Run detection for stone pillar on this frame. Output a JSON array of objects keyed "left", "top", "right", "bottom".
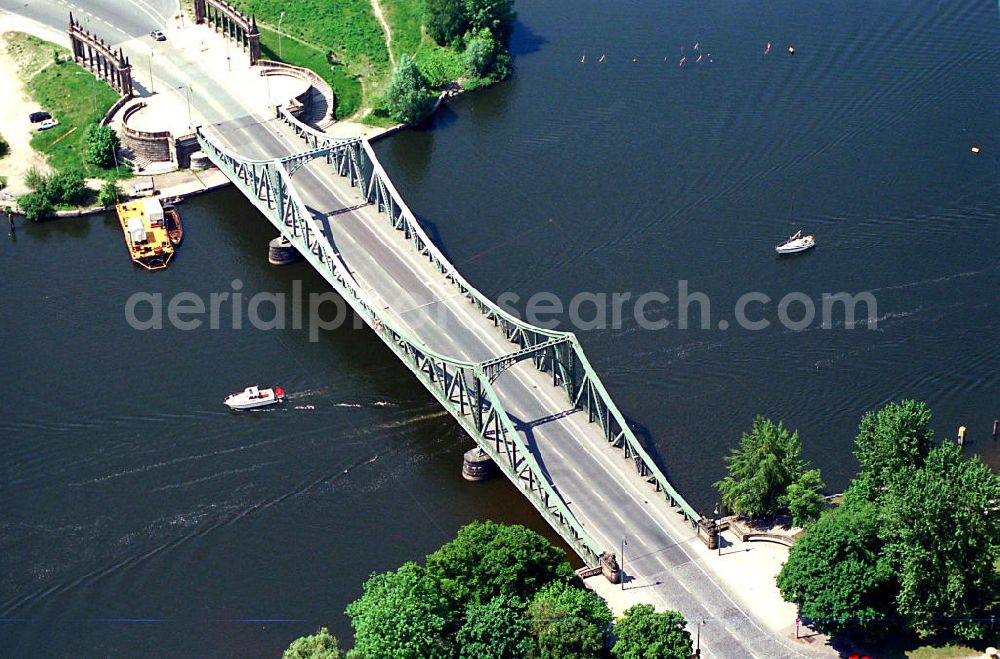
[
  {"left": 120, "top": 62, "right": 133, "bottom": 97},
  {"left": 462, "top": 448, "right": 497, "bottom": 481},
  {"left": 698, "top": 518, "right": 719, "bottom": 549},
  {"left": 600, "top": 552, "right": 621, "bottom": 584},
  {"left": 248, "top": 15, "right": 260, "bottom": 65}
]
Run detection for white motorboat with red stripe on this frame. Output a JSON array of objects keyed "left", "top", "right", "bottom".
[{"left": 224, "top": 385, "right": 286, "bottom": 410}]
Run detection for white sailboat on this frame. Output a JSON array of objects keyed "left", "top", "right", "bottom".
[{"left": 775, "top": 230, "right": 816, "bottom": 254}]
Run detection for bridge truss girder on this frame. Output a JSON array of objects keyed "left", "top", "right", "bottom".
[{"left": 196, "top": 111, "right": 702, "bottom": 568}]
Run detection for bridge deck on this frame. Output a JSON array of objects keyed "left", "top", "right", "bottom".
[{"left": 204, "top": 115, "right": 813, "bottom": 658}]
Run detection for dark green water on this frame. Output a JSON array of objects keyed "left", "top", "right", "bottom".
[{"left": 2, "top": 0, "right": 998, "bottom": 655}]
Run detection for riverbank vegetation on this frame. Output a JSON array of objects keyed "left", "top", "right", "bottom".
[
  {"left": 775, "top": 401, "right": 1000, "bottom": 647},
  {"left": 18, "top": 166, "right": 94, "bottom": 221},
  {"left": 283, "top": 521, "right": 693, "bottom": 657},
  {"left": 229, "top": 0, "right": 515, "bottom": 124},
  {"left": 715, "top": 417, "right": 826, "bottom": 526}
]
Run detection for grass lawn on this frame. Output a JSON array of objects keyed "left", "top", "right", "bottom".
[
  {"left": 380, "top": 0, "right": 426, "bottom": 61},
  {"left": 4, "top": 33, "right": 127, "bottom": 178},
  {"left": 257, "top": 26, "right": 362, "bottom": 120}
]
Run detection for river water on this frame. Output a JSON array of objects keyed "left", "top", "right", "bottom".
[{"left": 2, "top": 0, "right": 997, "bottom": 655}]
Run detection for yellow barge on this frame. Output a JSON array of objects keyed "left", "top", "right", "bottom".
[{"left": 116, "top": 197, "right": 174, "bottom": 270}]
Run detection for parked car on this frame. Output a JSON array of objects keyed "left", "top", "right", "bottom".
[
  {"left": 36, "top": 118, "right": 60, "bottom": 131},
  {"left": 150, "top": 30, "right": 166, "bottom": 41},
  {"left": 28, "top": 111, "right": 51, "bottom": 123}
]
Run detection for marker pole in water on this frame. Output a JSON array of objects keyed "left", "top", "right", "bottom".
[
  {"left": 992, "top": 419, "right": 998, "bottom": 441},
  {"left": 957, "top": 425, "right": 967, "bottom": 446}
]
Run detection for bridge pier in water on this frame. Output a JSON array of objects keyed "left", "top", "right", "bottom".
[
  {"left": 462, "top": 447, "right": 498, "bottom": 481},
  {"left": 194, "top": 107, "right": 705, "bottom": 569}
]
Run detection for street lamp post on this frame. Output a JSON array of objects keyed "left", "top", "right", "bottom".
[
  {"left": 620, "top": 537, "right": 627, "bottom": 591},
  {"left": 148, "top": 50, "right": 154, "bottom": 93},
  {"left": 696, "top": 619, "right": 705, "bottom": 656},
  {"left": 278, "top": 11, "right": 286, "bottom": 59},
  {"left": 714, "top": 503, "right": 721, "bottom": 556}
]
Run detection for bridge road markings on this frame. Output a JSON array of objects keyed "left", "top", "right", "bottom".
[
  {"left": 219, "top": 120, "right": 484, "bottom": 367},
  {"left": 263, "top": 126, "right": 781, "bottom": 658},
  {"left": 215, "top": 122, "right": 791, "bottom": 657},
  {"left": 264, "top": 134, "right": 510, "bottom": 361}
]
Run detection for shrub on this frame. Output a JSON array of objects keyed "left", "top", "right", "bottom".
[
  {"left": 24, "top": 166, "right": 47, "bottom": 192},
  {"left": 382, "top": 54, "right": 436, "bottom": 125},
  {"left": 463, "top": 29, "right": 496, "bottom": 78},
  {"left": 0, "top": 133, "right": 9, "bottom": 158},
  {"left": 414, "top": 46, "right": 464, "bottom": 87},
  {"left": 45, "top": 169, "right": 87, "bottom": 205},
  {"left": 17, "top": 191, "right": 53, "bottom": 221},
  {"left": 85, "top": 125, "right": 120, "bottom": 169},
  {"left": 98, "top": 179, "right": 121, "bottom": 208}
]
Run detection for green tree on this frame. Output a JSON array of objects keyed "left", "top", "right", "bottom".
[
  {"left": 611, "top": 604, "right": 692, "bottom": 659},
  {"left": 17, "top": 191, "right": 53, "bottom": 221},
  {"left": 779, "top": 468, "right": 826, "bottom": 527},
  {"left": 98, "top": 179, "right": 122, "bottom": 208},
  {"left": 536, "top": 617, "right": 604, "bottom": 659},
  {"left": 24, "top": 166, "right": 46, "bottom": 192},
  {"left": 425, "top": 0, "right": 467, "bottom": 45},
  {"left": 45, "top": 169, "right": 87, "bottom": 205},
  {"left": 425, "top": 521, "right": 574, "bottom": 609},
  {"left": 881, "top": 442, "right": 1000, "bottom": 640},
  {"left": 282, "top": 627, "right": 343, "bottom": 659},
  {"left": 456, "top": 595, "right": 534, "bottom": 658},
  {"left": 346, "top": 561, "right": 454, "bottom": 658},
  {"left": 0, "top": 133, "right": 9, "bottom": 158},
  {"left": 85, "top": 124, "right": 120, "bottom": 169},
  {"left": 776, "top": 497, "right": 895, "bottom": 638},
  {"left": 463, "top": 0, "right": 516, "bottom": 43},
  {"left": 529, "top": 580, "right": 612, "bottom": 634},
  {"left": 853, "top": 400, "right": 933, "bottom": 501},
  {"left": 715, "top": 416, "right": 807, "bottom": 518},
  {"left": 382, "top": 54, "right": 436, "bottom": 125},
  {"left": 463, "top": 29, "right": 497, "bottom": 78}
]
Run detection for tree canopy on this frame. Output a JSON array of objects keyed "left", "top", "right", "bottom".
[
  {"left": 882, "top": 442, "right": 1000, "bottom": 639},
  {"left": 425, "top": 0, "right": 467, "bottom": 46},
  {"left": 853, "top": 399, "right": 933, "bottom": 498},
  {"left": 425, "top": 520, "right": 574, "bottom": 608},
  {"left": 282, "top": 627, "right": 343, "bottom": 659},
  {"left": 382, "top": 54, "right": 437, "bottom": 125},
  {"left": 715, "top": 416, "right": 810, "bottom": 518},
  {"left": 611, "top": 604, "right": 692, "bottom": 659},
  {"left": 455, "top": 595, "right": 534, "bottom": 658},
  {"left": 464, "top": 0, "right": 516, "bottom": 43},
  {"left": 776, "top": 497, "right": 895, "bottom": 637},
  {"left": 528, "top": 580, "right": 613, "bottom": 657},
  {"left": 778, "top": 400, "right": 1000, "bottom": 643},
  {"left": 85, "top": 124, "right": 120, "bottom": 169},
  {"left": 16, "top": 191, "right": 53, "bottom": 222},
  {"left": 779, "top": 468, "right": 827, "bottom": 527},
  {"left": 345, "top": 561, "right": 454, "bottom": 657},
  {"left": 98, "top": 179, "right": 121, "bottom": 208}
]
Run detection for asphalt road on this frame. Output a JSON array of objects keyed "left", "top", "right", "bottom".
[
  {"left": 2, "top": 0, "right": 176, "bottom": 41},
  {"left": 204, "top": 116, "right": 820, "bottom": 658}
]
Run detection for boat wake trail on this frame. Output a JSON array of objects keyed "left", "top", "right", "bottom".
[{"left": 1, "top": 453, "right": 380, "bottom": 617}]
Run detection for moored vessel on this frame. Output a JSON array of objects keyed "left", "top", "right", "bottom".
[
  {"left": 164, "top": 203, "right": 183, "bottom": 246},
  {"left": 116, "top": 197, "right": 174, "bottom": 270}
]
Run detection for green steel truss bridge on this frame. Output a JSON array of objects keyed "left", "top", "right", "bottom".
[{"left": 195, "top": 109, "right": 701, "bottom": 567}]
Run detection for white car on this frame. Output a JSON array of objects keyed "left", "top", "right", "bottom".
[{"left": 36, "top": 118, "right": 60, "bottom": 131}]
